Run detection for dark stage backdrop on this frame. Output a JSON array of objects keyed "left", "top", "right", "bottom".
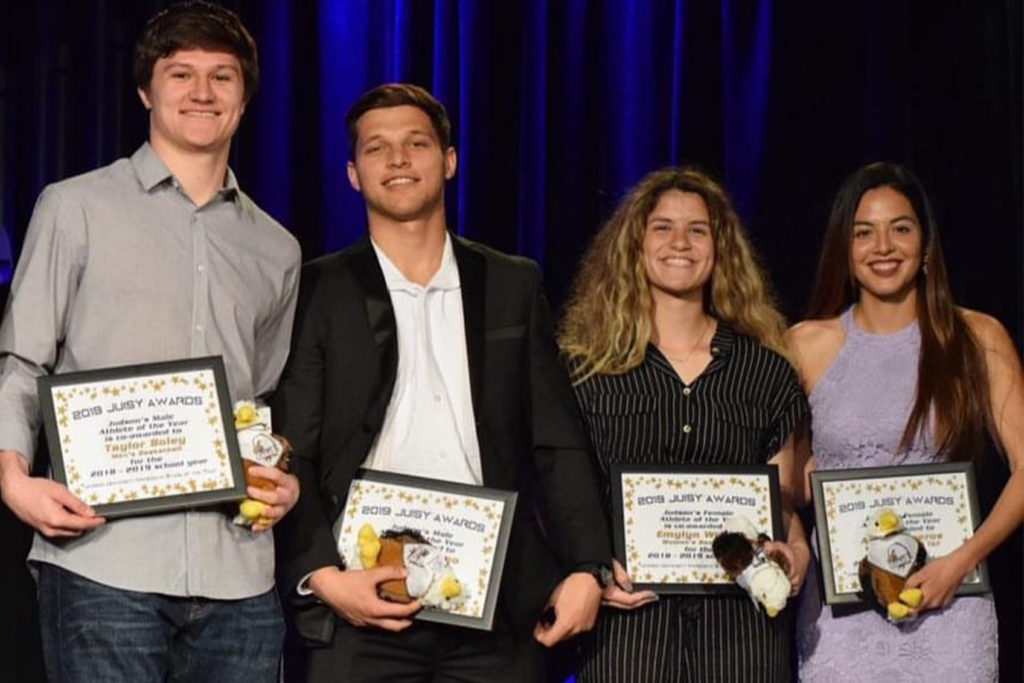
[{"left": 1, "top": 1, "right": 1021, "bottom": 682}]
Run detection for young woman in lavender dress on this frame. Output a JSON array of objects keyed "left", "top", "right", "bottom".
[{"left": 788, "top": 162, "right": 1023, "bottom": 682}]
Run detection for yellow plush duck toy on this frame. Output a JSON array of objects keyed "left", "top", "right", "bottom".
[
  {"left": 357, "top": 523, "right": 383, "bottom": 569},
  {"left": 233, "top": 401, "right": 291, "bottom": 527}
]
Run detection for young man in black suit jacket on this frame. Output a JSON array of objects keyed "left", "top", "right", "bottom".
[{"left": 272, "top": 83, "right": 612, "bottom": 682}]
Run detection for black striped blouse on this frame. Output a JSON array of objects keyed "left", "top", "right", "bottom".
[{"left": 572, "top": 323, "right": 809, "bottom": 683}]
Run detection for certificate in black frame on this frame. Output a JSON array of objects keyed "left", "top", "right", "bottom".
[
  {"left": 333, "top": 468, "right": 518, "bottom": 631},
  {"left": 610, "top": 463, "right": 784, "bottom": 595},
  {"left": 809, "top": 462, "right": 990, "bottom": 606},
  {"left": 38, "top": 356, "right": 245, "bottom": 519}
]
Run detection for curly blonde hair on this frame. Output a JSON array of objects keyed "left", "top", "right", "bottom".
[{"left": 559, "top": 167, "right": 788, "bottom": 382}]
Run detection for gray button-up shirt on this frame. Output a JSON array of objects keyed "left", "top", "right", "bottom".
[{"left": 0, "top": 143, "right": 301, "bottom": 598}]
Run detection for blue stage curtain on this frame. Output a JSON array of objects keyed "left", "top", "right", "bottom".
[{"left": 2, "top": 1, "right": 1020, "bottom": 333}]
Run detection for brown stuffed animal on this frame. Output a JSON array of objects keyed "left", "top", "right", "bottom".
[
  {"left": 712, "top": 514, "right": 791, "bottom": 618},
  {"left": 376, "top": 529, "right": 430, "bottom": 603},
  {"left": 355, "top": 525, "right": 465, "bottom": 609},
  {"left": 858, "top": 508, "right": 926, "bottom": 622}
]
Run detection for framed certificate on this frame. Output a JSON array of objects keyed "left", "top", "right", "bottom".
[
  {"left": 611, "top": 464, "right": 784, "bottom": 594},
  {"left": 38, "top": 357, "right": 245, "bottom": 518},
  {"left": 333, "top": 469, "right": 517, "bottom": 631},
  {"left": 810, "top": 462, "right": 990, "bottom": 605}
]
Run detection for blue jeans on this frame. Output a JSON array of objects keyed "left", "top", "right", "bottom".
[{"left": 37, "top": 563, "right": 284, "bottom": 683}]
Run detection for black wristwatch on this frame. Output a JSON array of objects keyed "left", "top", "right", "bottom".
[{"left": 577, "top": 562, "right": 614, "bottom": 589}]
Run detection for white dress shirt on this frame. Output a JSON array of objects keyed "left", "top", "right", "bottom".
[{"left": 363, "top": 234, "right": 482, "bottom": 485}]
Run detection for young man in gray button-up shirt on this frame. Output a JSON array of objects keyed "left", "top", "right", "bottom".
[{"left": 0, "top": 3, "right": 301, "bottom": 681}]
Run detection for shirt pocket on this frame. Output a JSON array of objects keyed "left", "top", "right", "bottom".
[
  {"left": 583, "top": 393, "right": 658, "bottom": 417},
  {"left": 582, "top": 393, "right": 664, "bottom": 464}
]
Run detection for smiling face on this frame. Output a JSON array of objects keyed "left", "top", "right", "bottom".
[
  {"left": 138, "top": 49, "right": 245, "bottom": 157},
  {"left": 849, "top": 186, "right": 924, "bottom": 304},
  {"left": 346, "top": 105, "right": 456, "bottom": 224},
  {"left": 642, "top": 189, "right": 715, "bottom": 303}
]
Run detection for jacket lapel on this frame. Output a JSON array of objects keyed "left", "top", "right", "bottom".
[
  {"left": 347, "top": 237, "right": 398, "bottom": 435},
  {"left": 452, "top": 235, "right": 486, "bottom": 417}
]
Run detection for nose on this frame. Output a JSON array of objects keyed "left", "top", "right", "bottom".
[
  {"left": 190, "top": 77, "right": 214, "bottom": 102},
  {"left": 875, "top": 229, "right": 893, "bottom": 253},
  {"left": 386, "top": 146, "right": 410, "bottom": 168},
  {"left": 669, "top": 226, "right": 690, "bottom": 249}
]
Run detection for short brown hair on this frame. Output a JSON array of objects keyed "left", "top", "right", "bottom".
[
  {"left": 345, "top": 83, "right": 452, "bottom": 157},
  {"left": 134, "top": 1, "right": 259, "bottom": 102}
]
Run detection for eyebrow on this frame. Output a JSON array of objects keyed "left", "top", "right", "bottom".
[
  {"left": 162, "top": 61, "right": 240, "bottom": 72},
  {"left": 853, "top": 214, "right": 918, "bottom": 225},
  {"left": 647, "top": 215, "right": 710, "bottom": 224},
  {"left": 359, "top": 129, "right": 436, "bottom": 145}
]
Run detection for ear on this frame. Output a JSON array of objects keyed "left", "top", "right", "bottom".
[
  {"left": 443, "top": 147, "right": 457, "bottom": 180},
  {"left": 347, "top": 161, "right": 361, "bottom": 192},
  {"left": 138, "top": 87, "right": 153, "bottom": 110}
]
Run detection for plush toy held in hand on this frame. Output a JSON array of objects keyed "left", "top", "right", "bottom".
[
  {"left": 712, "top": 515, "right": 791, "bottom": 617},
  {"left": 858, "top": 508, "right": 926, "bottom": 623},
  {"left": 354, "top": 524, "right": 465, "bottom": 610},
  {"left": 232, "top": 401, "right": 291, "bottom": 527}
]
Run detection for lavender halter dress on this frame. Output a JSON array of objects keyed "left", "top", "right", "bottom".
[{"left": 796, "top": 308, "right": 997, "bottom": 683}]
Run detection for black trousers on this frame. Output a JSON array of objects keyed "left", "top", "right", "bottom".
[
  {"left": 303, "top": 620, "right": 543, "bottom": 683},
  {"left": 577, "top": 595, "right": 791, "bottom": 683}
]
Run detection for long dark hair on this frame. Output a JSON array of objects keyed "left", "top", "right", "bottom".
[{"left": 806, "top": 162, "right": 991, "bottom": 460}]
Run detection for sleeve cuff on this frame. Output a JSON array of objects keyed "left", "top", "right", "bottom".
[
  {"left": 296, "top": 570, "right": 317, "bottom": 596},
  {"left": 0, "top": 419, "right": 38, "bottom": 467}
]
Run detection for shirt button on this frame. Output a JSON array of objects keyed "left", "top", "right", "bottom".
[
  {"left": 682, "top": 424, "right": 692, "bottom": 434},
  {"left": 197, "top": 264, "right": 205, "bottom": 273},
  {"left": 682, "top": 387, "right": 691, "bottom": 396},
  {"left": 195, "top": 324, "right": 204, "bottom": 332},
  {"left": 433, "top": 394, "right": 442, "bottom": 403}
]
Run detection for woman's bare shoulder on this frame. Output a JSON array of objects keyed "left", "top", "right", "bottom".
[
  {"left": 786, "top": 318, "right": 846, "bottom": 392},
  {"left": 959, "top": 307, "right": 1013, "bottom": 348},
  {"left": 787, "top": 318, "right": 843, "bottom": 344}
]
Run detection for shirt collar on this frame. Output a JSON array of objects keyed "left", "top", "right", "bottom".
[
  {"left": 130, "top": 143, "right": 173, "bottom": 191},
  {"left": 371, "top": 232, "right": 461, "bottom": 293},
  {"left": 222, "top": 167, "right": 241, "bottom": 199},
  {"left": 648, "top": 318, "right": 735, "bottom": 377},
  {"left": 130, "top": 142, "right": 240, "bottom": 202},
  {"left": 707, "top": 321, "right": 734, "bottom": 360}
]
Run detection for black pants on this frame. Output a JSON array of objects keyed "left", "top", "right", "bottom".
[
  {"left": 577, "top": 595, "right": 791, "bottom": 683},
  {"left": 303, "top": 620, "right": 543, "bottom": 683}
]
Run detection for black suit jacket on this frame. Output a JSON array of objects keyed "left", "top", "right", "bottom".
[{"left": 272, "top": 235, "right": 611, "bottom": 644}]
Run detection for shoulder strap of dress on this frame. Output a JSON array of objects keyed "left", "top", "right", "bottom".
[{"left": 839, "top": 306, "right": 856, "bottom": 334}]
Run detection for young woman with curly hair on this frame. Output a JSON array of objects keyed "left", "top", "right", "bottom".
[{"left": 560, "top": 167, "right": 809, "bottom": 683}]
